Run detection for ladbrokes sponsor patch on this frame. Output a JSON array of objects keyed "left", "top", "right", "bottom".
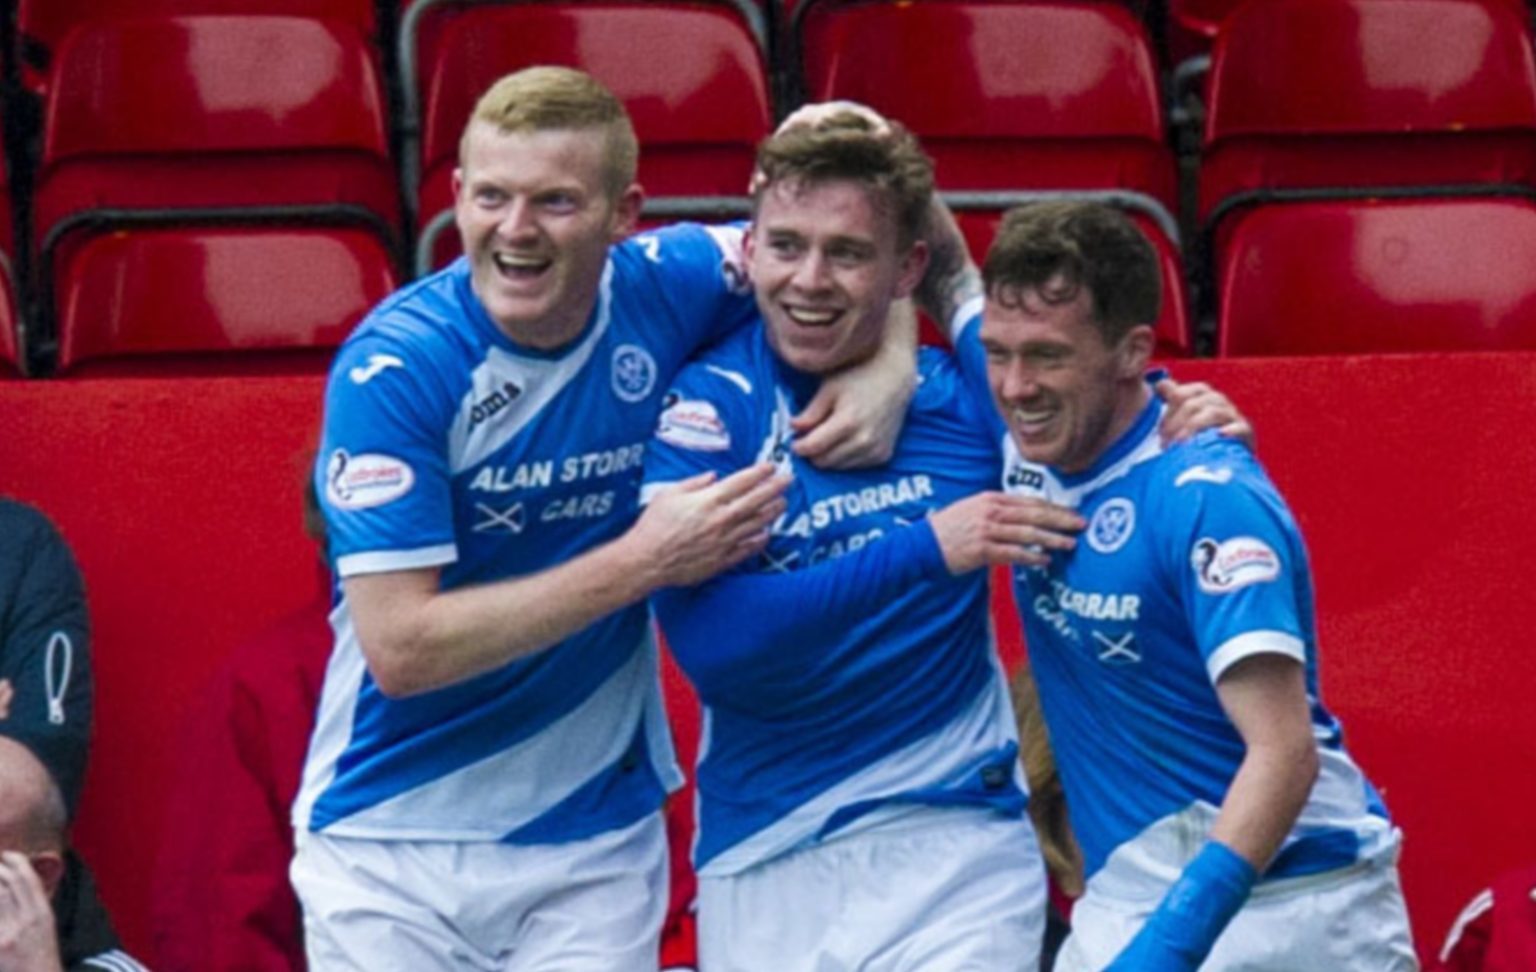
[
  {"left": 656, "top": 399, "right": 731, "bottom": 452},
  {"left": 326, "top": 450, "right": 415, "bottom": 510},
  {"left": 1191, "top": 536, "right": 1281, "bottom": 594}
]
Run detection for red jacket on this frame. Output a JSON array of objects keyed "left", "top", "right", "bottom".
[
  {"left": 1435, "top": 866, "right": 1536, "bottom": 972},
  {"left": 151, "top": 589, "right": 704, "bottom": 970}
]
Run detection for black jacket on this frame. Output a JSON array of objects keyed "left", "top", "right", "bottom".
[
  {"left": 56, "top": 851, "right": 148, "bottom": 971},
  {"left": 0, "top": 498, "right": 92, "bottom": 816}
]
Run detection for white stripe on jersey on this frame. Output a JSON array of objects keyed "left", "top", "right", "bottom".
[
  {"left": 448, "top": 264, "right": 615, "bottom": 474},
  {"left": 298, "top": 622, "right": 673, "bottom": 840},
  {"left": 698, "top": 653, "right": 1022, "bottom": 877}
]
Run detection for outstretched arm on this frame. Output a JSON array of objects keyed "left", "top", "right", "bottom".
[
  {"left": 655, "top": 491, "right": 1081, "bottom": 695},
  {"left": 1104, "top": 654, "right": 1317, "bottom": 971}
]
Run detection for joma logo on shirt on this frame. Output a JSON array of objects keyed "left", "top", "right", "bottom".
[{"left": 468, "top": 382, "right": 522, "bottom": 429}]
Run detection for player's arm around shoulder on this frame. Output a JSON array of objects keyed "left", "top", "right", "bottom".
[{"left": 344, "top": 463, "right": 788, "bottom": 697}]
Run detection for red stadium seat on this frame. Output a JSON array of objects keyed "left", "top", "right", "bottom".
[
  {"left": 953, "top": 206, "right": 1191, "bottom": 358},
  {"left": 799, "top": 0, "right": 1176, "bottom": 217},
  {"left": 412, "top": 2, "right": 770, "bottom": 272},
  {"left": 16, "top": 0, "right": 380, "bottom": 97},
  {"left": 797, "top": 0, "right": 1184, "bottom": 352},
  {"left": 1217, "top": 196, "right": 1536, "bottom": 356},
  {"left": 1199, "top": 0, "right": 1536, "bottom": 229},
  {"left": 31, "top": 16, "right": 400, "bottom": 367},
  {"left": 53, "top": 228, "right": 399, "bottom": 375},
  {"left": 400, "top": 0, "right": 768, "bottom": 96}
]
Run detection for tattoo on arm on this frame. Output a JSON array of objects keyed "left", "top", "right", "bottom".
[{"left": 915, "top": 207, "right": 984, "bottom": 333}]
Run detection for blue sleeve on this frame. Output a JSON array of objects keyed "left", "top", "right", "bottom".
[
  {"left": 317, "top": 332, "right": 460, "bottom": 577},
  {"left": 951, "top": 300, "right": 1009, "bottom": 445},
  {"left": 653, "top": 522, "right": 949, "bottom": 699},
  {"left": 1162, "top": 445, "right": 1311, "bottom": 682},
  {"left": 626, "top": 222, "right": 758, "bottom": 356},
  {"left": 0, "top": 501, "right": 92, "bottom": 817}
]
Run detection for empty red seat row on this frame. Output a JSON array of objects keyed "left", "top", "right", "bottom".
[
  {"left": 15, "top": 0, "right": 380, "bottom": 97},
  {"left": 1218, "top": 195, "right": 1536, "bottom": 356},
  {"left": 1198, "top": 0, "right": 1536, "bottom": 356},
  {"left": 8, "top": 0, "right": 1536, "bottom": 369},
  {"left": 19, "top": 14, "right": 401, "bottom": 375},
  {"left": 54, "top": 228, "right": 399, "bottom": 375}
]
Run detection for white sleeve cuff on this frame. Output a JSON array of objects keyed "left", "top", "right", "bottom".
[
  {"left": 639, "top": 481, "right": 678, "bottom": 507},
  {"left": 1207, "top": 630, "right": 1306, "bottom": 683},
  {"left": 336, "top": 543, "right": 457, "bottom": 578},
  {"left": 949, "top": 295, "right": 985, "bottom": 344}
]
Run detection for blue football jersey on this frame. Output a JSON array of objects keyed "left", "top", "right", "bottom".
[
  {"left": 952, "top": 304, "right": 1397, "bottom": 896},
  {"left": 295, "top": 223, "right": 757, "bottom": 843},
  {"left": 644, "top": 326, "right": 1027, "bottom": 876}
]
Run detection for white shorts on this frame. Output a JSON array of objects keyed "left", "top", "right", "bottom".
[
  {"left": 1054, "top": 846, "right": 1418, "bottom": 972},
  {"left": 698, "top": 809, "right": 1046, "bottom": 972},
  {"left": 290, "top": 813, "right": 669, "bottom": 972}
]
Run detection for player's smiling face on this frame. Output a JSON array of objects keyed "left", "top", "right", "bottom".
[
  {"left": 454, "top": 121, "right": 641, "bottom": 348},
  {"left": 746, "top": 177, "right": 926, "bottom": 375},
  {"left": 980, "top": 278, "right": 1152, "bottom": 474}
]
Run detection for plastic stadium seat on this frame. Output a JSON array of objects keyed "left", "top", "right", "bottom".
[
  {"left": 800, "top": 0, "right": 1176, "bottom": 216},
  {"left": 1217, "top": 196, "right": 1536, "bottom": 356},
  {"left": 31, "top": 16, "right": 400, "bottom": 362},
  {"left": 54, "top": 228, "right": 399, "bottom": 374},
  {"left": 412, "top": 2, "right": 770, "bottom": 272},
  {"left": 953, "top": 207, "right": 1191, "bottom": 358},
  {"left": 400, "top": 0, "right": 768, "bottom": 93},
  {"left": 35, "top": 16, "right": 397, "bottom": 240},
  {"left": 1199, "top": 0, "right": 1536, "bottom": 229},
  {"left": 16, "top": 0, "right": 380, "bottom": 97}
]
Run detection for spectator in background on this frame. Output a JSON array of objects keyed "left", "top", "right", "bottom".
[
  {"left": 0, "top": 500, "right": 90, "bottom": 818},
  {"left": 150, "top": 478, "right": 333, "bottom": 971},
  {"left": 1434, "top": 866, "right": 1536, "bottom": 972},
  {"left": 0, "top": 504, "right": 149, "bottom": 972},
  {"left": 0, "top": 736, "right": 148, "bottom": 972}
]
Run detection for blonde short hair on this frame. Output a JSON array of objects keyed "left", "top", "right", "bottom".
[{"left": 460, "top": 66, "right": 639, "bottom": 199}]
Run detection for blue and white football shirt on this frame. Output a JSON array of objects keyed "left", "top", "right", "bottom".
[
  {"left": 952, "top": 302, "right": 1397, "bottom": 897},
  {"left": 295, "top": 223, "right": 756, "bottom": 843},
  {"left": 644, "top": 326, "right": 1027, "bottom": 876}
]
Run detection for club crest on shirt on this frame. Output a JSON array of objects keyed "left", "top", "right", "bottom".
[
  {"left": 657, "top": 398, "right": 731, "bottom": 452},
  {"left": 1087, "top": 498, "right": 1136, "bottom": 554},
  {"left": 612, "top": 344, "right": 658, "bottom": 403},
  {"left": 1191, "top": 536, "right": 1281, "bottom": 594},
  {"left": 325, "top": 450, "right": 414, "bottom": 510}
]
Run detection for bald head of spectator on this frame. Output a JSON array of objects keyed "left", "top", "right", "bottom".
[{"left": 0, "top": 736, "right": 68, "bottom": 897}]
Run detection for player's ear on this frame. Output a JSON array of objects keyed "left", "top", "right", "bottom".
[
  {"left": 893, "top": 240, "right": 930, "bottom": 300},
  {"left": 1115, "top": 324, "right": 1156, "bottom": 379},
  {"left": 609, "top": 183, "right": 644, "bottom": 241},
  {"left": 30, "top": 851, "right": 64, "bottom": 898}
]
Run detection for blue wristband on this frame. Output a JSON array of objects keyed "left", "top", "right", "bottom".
[{"left": 1104, "top": 841, "right": 1258, "bottom": 971}]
